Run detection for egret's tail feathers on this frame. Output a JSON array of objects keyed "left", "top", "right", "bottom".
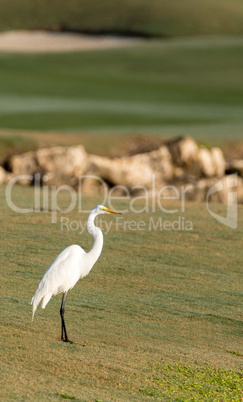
[
  {"left": 31, "top": 289, "right": 53, "bottom": 320},
  {"left": 31, "top": 290, "right": 43, "bottom": 321},
  {"left": 41, "top": 293, "right": 52, "bottom": 310},
  {"left": 31, "top": 295, "right": 38, "bottom": 321},
  {"left": 31, "top": 307, "right": 35, "bottom": 322}
]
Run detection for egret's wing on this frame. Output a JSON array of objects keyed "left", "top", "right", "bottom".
[
  {"left": 31, "top": 245, "right": 85, "bottom": 314},
  {"left": 41, "top": 245, "right": 85, "bottom": 291}
]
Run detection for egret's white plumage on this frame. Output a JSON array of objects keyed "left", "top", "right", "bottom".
[
  {"left": 31, "top": 205, "right": 121, "bottom": 342},
  {"left": 31, "top": 245, "right": 86, "bottom": 315}
]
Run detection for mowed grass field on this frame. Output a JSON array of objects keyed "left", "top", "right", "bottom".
[
  {"left": 0, "top": 36, "right": 243, "bottom": 157},
  {"left": 0, "top": 185, "right": 242, "bottom": 400}
]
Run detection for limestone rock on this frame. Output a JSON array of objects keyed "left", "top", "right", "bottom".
[
  {"left": 10, "top": 151, "right": 38, "bottom": 176},
  {"left": 211, "top": 147, "right": 226, "bottom": 177},
  {"left": 88, "top": 154, "right": 153, "bottom": 188},
  {"left": 0, "top": 166, "right": 15, "bottom": 184},
  {"left": 9, "top": 146, "right": 88, "bottom": 182},
  {"left": 36, "top": 146, "right": 88, "bottom": 178},
  {"left": 5, "top": 137, "right": 230, "bottom": 203},
  {"left": 197, "top": 147, "right": 225, "bottom": 178},
  {"left": 167, "top": 136, "right": 199, "bottom": 167},
  {"left": 88, "top": 145, "right": 173, "bottom": 190},
  {"left": 0, "top": 166, "right": 7, "bottom": 184},
  {"left": 226, "top": 159, "right": 243, "bottom": 177}
]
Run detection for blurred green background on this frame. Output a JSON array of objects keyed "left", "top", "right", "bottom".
[
  {"left": 0, "top": 1, "right": 243, "bottom": 154},
  {"left": 1, "top": 0, "right": 243, "bottom": 36}
]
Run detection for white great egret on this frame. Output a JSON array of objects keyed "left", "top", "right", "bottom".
[{"left": 31, "top": 205, "right": 121, "bottom": 343}]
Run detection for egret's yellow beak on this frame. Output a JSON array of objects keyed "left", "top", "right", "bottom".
[{"left": 103, "top": 207, "right": 122, "bottom": 215}]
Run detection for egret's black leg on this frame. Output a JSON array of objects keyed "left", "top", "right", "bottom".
[{"left": 60, "top": 292, "right": 73, "bottom": 343}]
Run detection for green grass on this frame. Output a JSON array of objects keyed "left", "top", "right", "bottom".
[
  {"left": 0, "top": 37, "right": 243, "bottom": 151},
  {"left": 0, "top": 185, "right": 242, "bottom": 400},
  {"left": 1, "top": 0, "right": 243, "bottom": 37},
  {"left": 137, "top": 361, "right": 242, "bottom": 400}
]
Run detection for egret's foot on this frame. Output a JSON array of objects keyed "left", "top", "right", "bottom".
[
  {"left": 61, "top": 337, "right": 73, "bottom": 344},
  {"left": 62, "top": 339, "right": 73, "bottom": 344}
]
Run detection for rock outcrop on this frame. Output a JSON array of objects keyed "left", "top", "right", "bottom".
[
  {"left": 3, "top": 136, "right": 243, "bottom": 204},
  {"left": 0, "top": 166, "right": 7, "bottom": 184},
  {"left": 88, "top": 145, "right": 173, "bottom": 189},
  {"left": 197, "top": 147, "right": 225, "bottom": 178},
  {"left": 226, "top": 159, "right": 243, "bottom": 177},
  {"left": 10, "top": 146, "right": 88, "bottom": 184}
]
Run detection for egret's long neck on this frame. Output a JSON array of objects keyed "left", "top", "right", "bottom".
[{"left": 86, "top": 212, "right": 104, "bottom": 268}]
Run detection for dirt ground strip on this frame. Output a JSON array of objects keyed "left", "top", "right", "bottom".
[{"left": 0, "top": 30, "right": 141, "bottom": 52}]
